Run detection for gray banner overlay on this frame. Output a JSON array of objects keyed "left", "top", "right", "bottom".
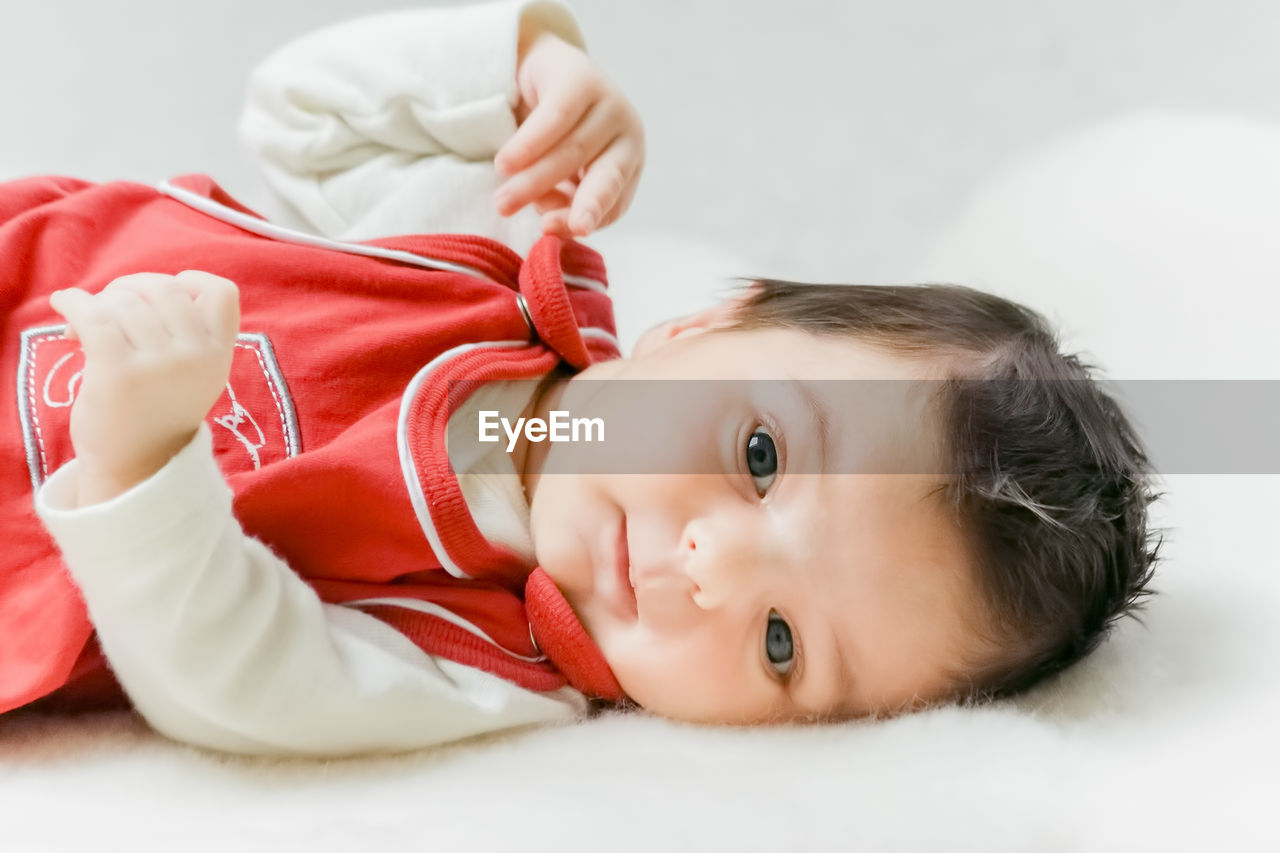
[
  {"left": 447, "top": 380, "right": 1280, "bottom": 475},
  {"left": 1106, "top": 381, "right": 1280, "bottom": 475}
]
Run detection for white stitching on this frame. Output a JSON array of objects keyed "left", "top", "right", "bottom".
[{"left": 25, "top": 332, "right": 62, "bottom": 482}]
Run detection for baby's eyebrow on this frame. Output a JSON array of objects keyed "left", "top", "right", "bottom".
[{"left": 792, "top": 378, "right": 832, "bottom": 472}]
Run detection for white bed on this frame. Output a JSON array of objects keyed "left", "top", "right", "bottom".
[{"left": 3, "top": 2, "right": 1279, "bottom": 850}]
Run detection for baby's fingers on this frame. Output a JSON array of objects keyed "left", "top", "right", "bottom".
[
  {"left": 570, "top": 139, "right": 641, "bottom": 235},
  {"left": 495, "top": 90, "right": 590, "bottom": 178},
  {"left": 495, "top": 118, "right": 617, "bottom": 219},
  {"left": 48, "top": 289, "right": 82, "bottom": 341},
  {"left": 533, "top": 181, "right": 577, "bottom": 215},
  {"left": 175, "top": 270, "right": 240, "bottom": 344},
  {"left": 539, "top": 208, "right": 573, "bottom": 238},
  {"left": 49, "top": 288, "right": 130, "bottom": 356}
]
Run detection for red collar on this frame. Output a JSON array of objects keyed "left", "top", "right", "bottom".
[
  {"left": 401, "top": 233, "right": 626, "bottom": 701},
  {"left": 525, "top": 568, "right": 626, "bottom": 702}
]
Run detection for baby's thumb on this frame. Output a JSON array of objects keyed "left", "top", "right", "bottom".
[{"left": 48, "top": 288, "right": 89, "bottom": 341}]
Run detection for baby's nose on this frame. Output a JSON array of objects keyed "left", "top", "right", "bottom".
[{"left": 681, "top": 520, "right": 767, "bottom": 611}]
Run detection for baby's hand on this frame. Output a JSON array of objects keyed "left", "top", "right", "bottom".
[
  {"left": 494, "top": 29, "right": 645, "bottom": 238},
  {"left": 48, "top": 270, "right": 240, "bottom": 505}
]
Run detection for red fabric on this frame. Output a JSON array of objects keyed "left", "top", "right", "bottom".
[
  {"left": 526, "top": 568, "right": 625, "bottom": 702},
  {"left": 0, "top": 173, "right": 624, "bottom": 712},
  {"left": 361, "top": 605, "right": 567, "bottom": 694}
]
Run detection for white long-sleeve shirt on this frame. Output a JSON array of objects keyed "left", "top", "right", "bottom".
[{"left": 35, "top": 0, "right": 593, "bottom": 757}]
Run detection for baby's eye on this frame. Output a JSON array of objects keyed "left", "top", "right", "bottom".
[
  {"left": 764, "top": 609, "right": 795, "bottom": 678},
  {"left": 745, "top": 428, "right": 778, "bottom": 495}
]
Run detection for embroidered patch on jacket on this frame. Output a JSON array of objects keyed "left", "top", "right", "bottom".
[{"left": 17, "top": 325, "right": 301, "bottom": 492}]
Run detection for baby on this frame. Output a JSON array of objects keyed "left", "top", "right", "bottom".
[{"left": 0, "top": 1, "right": 1156, "bottom": 754}]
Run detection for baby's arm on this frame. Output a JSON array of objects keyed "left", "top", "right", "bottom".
[
  {"left": 40, "top": 274, "right": 583, "bottom": 755},
  {"left": 240, "top": 0, "right": 642, "bottom": 244}
]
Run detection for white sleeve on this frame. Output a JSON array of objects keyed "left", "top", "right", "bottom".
[
  {"left": 35, "top": 426, "right": 584, "bottom": 757},
  {"left": 238, "top": 0, "right": 584, "bottom": 248}
]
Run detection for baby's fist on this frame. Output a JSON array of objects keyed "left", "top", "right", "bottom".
[{"left": 48, "top": 270, "right": 241, "bottom": 504}]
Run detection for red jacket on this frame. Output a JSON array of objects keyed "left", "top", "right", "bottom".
[{"left": 0, "top": 173, "right": 624, "bottom": 713}]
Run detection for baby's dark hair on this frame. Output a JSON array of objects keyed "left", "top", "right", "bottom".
[{"left": 729, "top": 279, "right": 1160, "bottom": 702}]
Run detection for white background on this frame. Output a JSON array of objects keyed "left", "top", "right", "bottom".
[{"left": 1, "top": 0, "right": 1277, "bottom": 280}]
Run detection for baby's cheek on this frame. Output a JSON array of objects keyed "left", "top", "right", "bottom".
[
  {"left": 530, "top": 504, "right": 573, "bottom": 576},
  {"left": 604, "top": 629, "right": 733, "bottom": 722},
  {"left": 528, "top": 477, "right": 598, "bottom": 598},
  {"left": 527, "top": 486, "right": 562, "bottom": 562}
]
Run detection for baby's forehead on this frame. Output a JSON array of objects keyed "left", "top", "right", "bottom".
[
  {"left": 786, "top": 471, "right": 983, "bottom": 716},
  {"left": 709, "top": 325, "right": 957, "bottom": 380}
]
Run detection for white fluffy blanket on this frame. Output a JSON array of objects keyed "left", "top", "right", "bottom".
[{"left": 4, "top": 115, "right": 1279, "bottom": 852}]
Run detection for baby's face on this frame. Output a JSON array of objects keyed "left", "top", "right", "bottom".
[{"left": 525, "top": 318, "right": 983, "bottom": 723}]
